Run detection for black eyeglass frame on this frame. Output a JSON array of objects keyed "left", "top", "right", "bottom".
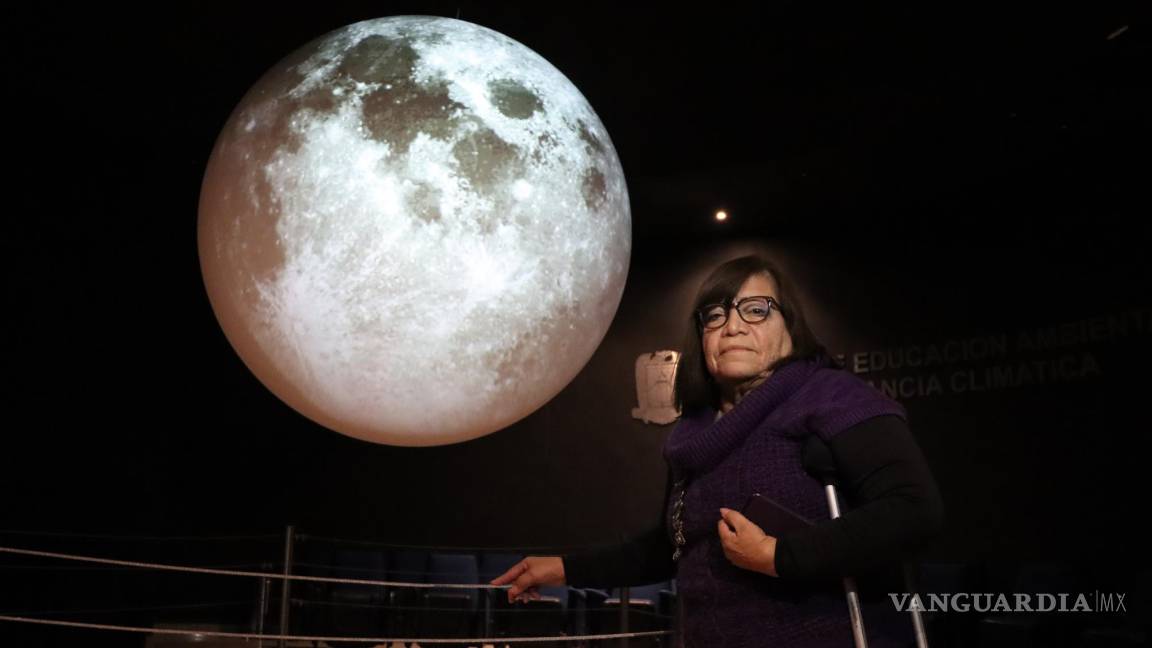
[{"left": 696, "top": 295, "right": 781, "bottom": 330}]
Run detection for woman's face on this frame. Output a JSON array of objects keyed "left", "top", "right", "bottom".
[{"left": 702, "top": 273, "right": 794, "bottom": 387}]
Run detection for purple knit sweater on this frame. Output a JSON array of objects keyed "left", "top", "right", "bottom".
[{"left": 664, "top": 356, "right": 906, "bottom": 648}]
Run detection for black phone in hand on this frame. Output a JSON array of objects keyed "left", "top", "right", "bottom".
[{"left": 740, "top": 493, "right": 815, "bottom": 536}]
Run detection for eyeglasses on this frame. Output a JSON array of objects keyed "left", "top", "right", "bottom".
[{"left": 696, "top": 296, "right": 780, "bottom": 330}]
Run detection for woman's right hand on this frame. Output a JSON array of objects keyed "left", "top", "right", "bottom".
[{"left": 489, "top": 556, "right": 566, "bottom": 603}]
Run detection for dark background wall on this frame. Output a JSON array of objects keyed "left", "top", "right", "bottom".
[{"left": 4, "top": 0, "right": 1148, "bottom": 598}]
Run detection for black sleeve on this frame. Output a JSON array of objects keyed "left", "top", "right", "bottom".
[
  {"left": 561, "top": 468, "right": 676, "bottom": 588},
  {"left": 773, "top": 415, "right": 945, "bottom": 581}
]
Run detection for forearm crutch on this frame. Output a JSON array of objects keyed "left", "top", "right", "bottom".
[
  {"left": 802, "top": 435, "right": 931, "bottom": 648},
  {"left": 821, "top": 477, "right": 870, "bottom": 648}
]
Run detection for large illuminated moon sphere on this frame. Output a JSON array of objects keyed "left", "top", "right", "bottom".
[{"left": 198, "top": 17, "right": 630, "bottom": 446}]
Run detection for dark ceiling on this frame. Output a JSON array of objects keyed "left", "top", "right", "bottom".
[{"left": 13, "top": 3, "right": 1145, "bottom": 247}]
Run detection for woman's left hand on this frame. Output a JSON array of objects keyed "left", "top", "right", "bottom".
[{"left": 717, "top": 507, "right": 779, "bottom": 577}]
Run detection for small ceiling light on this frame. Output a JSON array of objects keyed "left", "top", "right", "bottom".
[{"left": 715, "top": 210, "right": 728, "bottom": 222}]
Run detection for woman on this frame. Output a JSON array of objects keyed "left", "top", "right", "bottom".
[{"left": 492, "top": 255, "right": 944, "bottom": 647}]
